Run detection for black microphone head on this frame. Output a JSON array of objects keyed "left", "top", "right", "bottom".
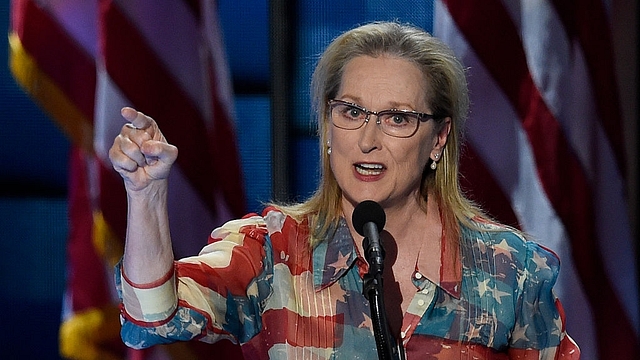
[{"left": 352, "top": 200, "right": 386, "bottom": 237}]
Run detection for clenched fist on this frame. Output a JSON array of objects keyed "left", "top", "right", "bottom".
[{"left": 109, "top": 107, "right": 178, "bottom": 193}]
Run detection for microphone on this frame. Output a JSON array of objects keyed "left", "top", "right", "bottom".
[
  {"left": 353, "top": 201, "right": 403, "bottom": 360},
  {"left": 352, "top": 200, "right": 386, "bottom": 274}
]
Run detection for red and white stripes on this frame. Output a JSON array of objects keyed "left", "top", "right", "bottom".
[
  {"left": 434, "top": 1, "right": 638, "bottom": 358},
  {"left": 10, "top": 1, "right": 245, "bottom": 358},
  {"left": 94, "top": 0, "right": 244, "bottom": 256}
]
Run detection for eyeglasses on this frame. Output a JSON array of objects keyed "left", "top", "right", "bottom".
[{"left": 328, "top": 99, "right": 439, "bottom": 138}]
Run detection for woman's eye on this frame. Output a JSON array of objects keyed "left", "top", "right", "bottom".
[
  {"left": 391, "top": 114, "right": 406, "bottom": 124},
  {"left": 385, "top": 113, "right": 410, "bottom": 126},
  {"left": 347, "top": 107, "right": 362, "bottom": 118}
]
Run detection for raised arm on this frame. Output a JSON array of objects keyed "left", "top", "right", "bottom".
[{"left": 109, "top": 107, "right": 179, "bottom": 284}]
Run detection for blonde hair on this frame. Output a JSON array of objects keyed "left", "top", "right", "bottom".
[{"left": 277, "top": 21, "right": 486, "bottom": 247}]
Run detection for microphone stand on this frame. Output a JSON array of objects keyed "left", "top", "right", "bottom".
[{"left": 362, "top": 235, "right": 405, "bottom": 360}]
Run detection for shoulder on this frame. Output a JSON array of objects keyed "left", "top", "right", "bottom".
[
  {"left": 207, "top": 212, "right": 268, "bottom": 247},
  {"left": 261, "top": 206, "right": 314, "bottom": 258},
  {"left": 461, "top": 218, "right": 561, "bottom": 274},
  {"left": 205, "top": 206, "right": 298, "bottom": 239},
  {"left": 206, "top": 206, "right": 310, "bottom": 250},
  {"left": 461, "top": 219, "right": 527, "bottom": 259}
]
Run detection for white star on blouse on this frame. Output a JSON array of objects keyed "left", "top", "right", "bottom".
[
  {"left": 531, "top": 251, "right": 551, "bottom": 272},
  {"left": 328, "top": 251, "right": 351, "bottom": 277}
]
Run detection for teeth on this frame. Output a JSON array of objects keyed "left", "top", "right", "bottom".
[{"left": 355, "top": 163, "right": 384, "bottom": 175}]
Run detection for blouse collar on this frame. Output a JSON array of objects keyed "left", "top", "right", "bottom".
[{"left": 312, "top": 217, "right": 462, "bottom": 299}]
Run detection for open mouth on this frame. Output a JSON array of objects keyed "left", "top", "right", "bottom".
[{"left": 354, "top": 163, "right": 385, "bottom": 176}]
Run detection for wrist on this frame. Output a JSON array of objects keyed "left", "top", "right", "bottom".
[{"left": 127, "top": 179, "right": 169, "bottom": 203}]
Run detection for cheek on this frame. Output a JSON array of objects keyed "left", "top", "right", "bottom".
[
  {"left": 329, "top": 131, "right": 353, "bottom": 160},
  {"left": 394, "top": 139, "right": 431, "bottom": 166},
  {"left": 396, "top": 155, "right": 428, "bottom": 181},
  {"left": 328, "top": 136, "right": 348, "bottom": 173},
  {"left": 329, "top": 144, "right": 352, "bottom": 176},
  {"left": 390, "top": 141, "right": 431, "bottom": 179}
]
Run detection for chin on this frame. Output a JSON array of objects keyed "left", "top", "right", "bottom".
[{"left": 345, "top": 193, "right": 388, "bottom": 207}]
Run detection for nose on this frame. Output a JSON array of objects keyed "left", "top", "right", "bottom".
[{"left": 358, "top": 115, "right": 382, "bottom": 153}]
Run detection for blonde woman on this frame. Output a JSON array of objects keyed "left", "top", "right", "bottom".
[{"left": 110, "top": 21, "right": 579, "bottom": 359}]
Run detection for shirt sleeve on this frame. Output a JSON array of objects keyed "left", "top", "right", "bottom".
[
  {"left": 115, "top": 214, "right": 275, "bottom": 349},
  {"left": 508, "top": 241, "right": 580, "bottom": 359}
]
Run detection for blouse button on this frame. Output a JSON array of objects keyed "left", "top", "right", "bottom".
[
  {"left": 414, "top": 272, "right": 423, "bottom": 279},
  {"left": 417, "top": 299, "right": 425, "bottom": 307}
]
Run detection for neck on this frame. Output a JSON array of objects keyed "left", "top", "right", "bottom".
[{"left": 343, "top": 192, "right": 441, "bottom": 250}]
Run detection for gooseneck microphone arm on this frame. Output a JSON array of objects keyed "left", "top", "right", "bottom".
[
  {"left": 363, "top": 237, "right": 396, "bottom": 360},
  {"left": 353, "top": 201, "right": 404, "bottom": 360},
  {"left": 363, "top": 221, "right": 385, "bottom": 275}
]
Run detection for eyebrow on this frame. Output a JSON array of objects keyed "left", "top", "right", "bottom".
[{"left": 337, "top": 96, "right": 421, "bottom": 111}]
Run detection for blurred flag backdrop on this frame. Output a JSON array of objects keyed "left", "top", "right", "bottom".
[
  {"left": 7, "top": 0, "right": 638, "bottom": 359},
  {"left": 10, "top": 0, "right": 245, "bottom": 358},
  {"left": 433, "top": 1, "right": 638, "bottom": 359}
]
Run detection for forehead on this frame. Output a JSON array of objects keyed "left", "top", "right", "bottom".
[{"left": 338, "top": 55, "right": 428, "bottom": 107}]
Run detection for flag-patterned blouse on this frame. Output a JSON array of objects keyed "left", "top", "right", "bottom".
[{"left": 117, "top": 206, "right": 580, "bottom": 359}]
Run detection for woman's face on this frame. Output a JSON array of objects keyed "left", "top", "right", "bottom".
[{"left": 329, "top": 54, "right": 450, "bottom": 211}]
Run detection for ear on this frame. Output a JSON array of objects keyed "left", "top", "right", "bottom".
[{"left": 431, "top": 117, "right": 451, "bottom": 161}]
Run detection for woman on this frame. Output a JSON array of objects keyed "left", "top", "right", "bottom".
[{"left": 110, "top": 21, "right": 579, "bottom": 359}]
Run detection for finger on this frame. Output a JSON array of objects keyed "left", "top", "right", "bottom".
[
  {"left": 121, "top": 107, "right": 155, "bottom": 131},
  {"left": 140, "top": 140, "right": 178, "bottom": 165},
  {"left": 109, "top": 143, "right": 141, "bottom": 173},
  {"left": 121, "top": 122, "right": 153, "bottom": 148},
  {"left": 120, "top": 136, "right": 149, "bottom": 167}
]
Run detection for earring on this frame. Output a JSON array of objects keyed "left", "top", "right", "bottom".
[
  {"left": 430, "top": 153, "right": 440, "bottom": 170},
  {"left": 327, "top": 146, "right": 332, "bottom": 155}
]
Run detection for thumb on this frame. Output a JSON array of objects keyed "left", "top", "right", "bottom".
[{"left": 140, "top": 140, "right": 179, "bottom": 166}]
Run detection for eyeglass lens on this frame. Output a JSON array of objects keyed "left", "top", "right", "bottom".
[{"left": 330, "top": 102, "right": 421, "bottom": 138}]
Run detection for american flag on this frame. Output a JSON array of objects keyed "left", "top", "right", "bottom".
[
  {"left": 10, "top": 0, "right": 245, "bottom": 358},
  {"left": 434, "top": 0, "right": 639, "bottom": 359}
]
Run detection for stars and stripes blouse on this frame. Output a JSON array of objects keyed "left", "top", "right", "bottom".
[{"left": 116, "top": 206, "right": 580, "bottom": 359}]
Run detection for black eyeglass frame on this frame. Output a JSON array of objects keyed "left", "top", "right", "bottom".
[{"left": 327, "top": 99, "right": 442, "bottom": 138}]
